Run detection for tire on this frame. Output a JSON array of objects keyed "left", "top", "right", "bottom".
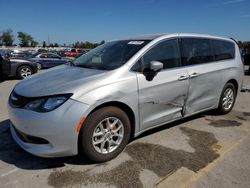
[
  {"left": 17, "top": 65, "right": 33, "bottom": 79},
  {"left": 80, "top": 106, "right": 131, "bottom": 163},
  {"left": 217, "top": 83, "right": 236, "bottom": 114}
]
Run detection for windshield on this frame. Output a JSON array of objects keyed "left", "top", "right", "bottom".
[{"left": 74, "top": 40, "right": 150, "bottom": 70}]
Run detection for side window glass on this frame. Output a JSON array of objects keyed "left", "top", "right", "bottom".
[
  {"left": 142, "top": 39, "right": 181, "bottom": 70},
  {"left": 40, "top": 54, "right": 47, "bottom": 58},
  {"left": 180, "top": 38, "right": 214, "bottom": 65},
  {"left": 131, "top": 59, "right": 142, "bottom": 72},
  {"left": 212, "top": 40, "right": 235, "bottom": 61},
  {"left": 49, "top": 54, "right": 60, "bottom": 59}
]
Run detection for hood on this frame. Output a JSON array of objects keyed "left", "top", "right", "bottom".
[{"left": 14, "top": 64, "right": 107, "bottom": 98}]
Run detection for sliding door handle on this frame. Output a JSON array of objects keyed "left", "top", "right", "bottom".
[
  {"left": 189, "top": 72, "right": 199, "bottom": 78},
  {"left": 178, "top": 75, "right": 189, "bottom": 81}
]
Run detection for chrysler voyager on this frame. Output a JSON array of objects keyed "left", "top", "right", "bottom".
[{"left": 8, "top": 33, "right": 244, "bottom": 162}]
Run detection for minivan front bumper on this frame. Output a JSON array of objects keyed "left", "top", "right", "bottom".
[{"left": 8, "top": 98, "right": 90, "bottom": 157}]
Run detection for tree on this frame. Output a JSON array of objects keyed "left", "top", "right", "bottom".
[
  {"left": 17, "top": 32, "right": 30, "bottom": 47},
  {"left": 53, "top": 43, "right": 59, "bottom": 47},
  {"left": 100, "top": 40, "right": 105, "bottom": 45},
  {"left": 17, "top": 32, "right": 38, "bottom": 47},
  {"left": 42, "top": 41, "right": 47, "bottom": 48},
  {"left": 73, "top": 41, "right": 81, "bottom": 48},
  {"left": 1, "top": 29, "right": 14, "bottom": 46},
  {"left": 31, "top": 40, "right": 38, "bottom": 47}
]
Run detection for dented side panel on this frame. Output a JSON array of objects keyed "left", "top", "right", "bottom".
[
  {"left": 137, "top": 68, "right": 189, "bottom": 131},
  {"left": 185, "top": 63, "right": 223, "bottom": 114}
]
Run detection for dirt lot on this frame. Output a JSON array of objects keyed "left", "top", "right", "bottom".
[{"left": 0, "top": 72, "right": 250, "bottom": 188}]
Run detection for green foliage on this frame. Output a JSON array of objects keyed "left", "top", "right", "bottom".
[
  {"left": 100, "top": 40, "right": 105, "bottom": 45},
  {"left": 73, "top": 40, "right": 105, "bottom": 49},
  {"left": 48, "top": 43, "right": 59, "bottom": 47},
  {"left": 17, "top": 32, "right": 38, "bottom": 47},
  {"left": 0, "top": 29, "right": 14, "bottom": 46},
  {"left": 238, "top": 41, "right": 250, "bottom": 49},
  {"left": 31, "top": 40, "right": 38, "bottom": 47},
  {"left": 42, "top": 41, "right": 47, "bottom": 47}
]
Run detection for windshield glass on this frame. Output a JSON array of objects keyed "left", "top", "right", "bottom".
[{"left": 74, "top": 40, "right": 150, "bottom": 70}]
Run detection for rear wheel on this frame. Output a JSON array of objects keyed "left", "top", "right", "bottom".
[
  {"left": 17, "top": 65, "right": 33, "bottom": 79},
  {"left": 217, "top": 83, "right": 236, "bottom": 114},
  {"left": 80, "top": 107, "right": 131, "bottom": 162}
]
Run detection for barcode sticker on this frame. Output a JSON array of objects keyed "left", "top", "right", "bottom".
[{"left": 128, "top": 41, "right": 145, "bottom": 45}]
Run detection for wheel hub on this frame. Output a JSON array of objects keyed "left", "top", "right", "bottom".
[{"left": 92, "top": 117, "right": 124, "bottom": 154}]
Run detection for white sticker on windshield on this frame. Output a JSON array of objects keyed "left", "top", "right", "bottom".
[{"left": 128, "top": 41, "right": 145, "bottom": 45}]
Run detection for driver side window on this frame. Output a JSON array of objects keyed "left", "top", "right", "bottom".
[{"left": 131, "top": 39, "right": 181, "bottom": 72}]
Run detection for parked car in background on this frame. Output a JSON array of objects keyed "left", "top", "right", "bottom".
[
  {"left": 64, "top": 48, "right": 86, "bottom": 58},
  {"left": 0, "top": 54, "right": 37, "bottom": 79},
  {"left": 8, "top": 33, "right": 243, "bottom": 162},
  {"left": 29, "top": 52, "right": 71, "bottom": 69},
  {"left": 244, "top": 53, "right": 250, "bottom": 70},
  {"left": 9, "top": 50, "right": 32, "bottom": 59}
]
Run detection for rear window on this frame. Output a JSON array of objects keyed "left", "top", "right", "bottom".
[{"left": 212, "top": 40, "right": 235, "bottom": 61}]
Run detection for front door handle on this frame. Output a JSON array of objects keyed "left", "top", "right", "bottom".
[
  {"left": 189, "top": 72, "right": 199, "bottom": 78},
  {"left": 178, "top": 75, "right": 189, "bottom": 81}
]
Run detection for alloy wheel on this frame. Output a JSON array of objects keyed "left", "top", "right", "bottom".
[
  {"left": 92, "top": 117, "right": 124, "bottom": 154},
  {"left": 222, "top": 88, "right": 234, "bottom": 110},
  {"left": 20, "top": 67, "right": 32, "bottom": 78}
]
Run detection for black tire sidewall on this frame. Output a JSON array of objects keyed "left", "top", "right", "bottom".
[
  {"left": 218, "top": 83, "right": 236, "bottom": 114},
  {"left": 80, "top": 106, "right": 131, "bottom": 163},
  {"left": 17, "top": 65, "right": 33, "bottom": 79}
]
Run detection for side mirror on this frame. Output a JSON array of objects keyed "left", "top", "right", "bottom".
[
  {"left": 143, "top": 61, "right": 163, "bottom": 81},
  {"left": 150, "top": 61, "right": 163, "bottom": 72}
]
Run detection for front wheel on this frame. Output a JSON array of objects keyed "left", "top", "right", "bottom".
[
  {"left": 217, "top": 83, "right": 236, "bottom": 114},
  {"left": 80, "top": 107, "right": 131, "bottom": 162},
  {"left": 17, "top": 65, "right": 33, "bottom": 79}
]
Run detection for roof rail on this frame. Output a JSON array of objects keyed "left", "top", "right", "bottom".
[{"left": 230, "top": 38, "right": 239, "bottom": 46}]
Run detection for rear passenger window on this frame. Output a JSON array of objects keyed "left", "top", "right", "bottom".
[
  {"left": 48, "top": 54, "right": 60, "bottom": 59},
  {"left": 40, "top": 54, "right": 48, "bottom": 58},
  {"left": 212, "top": 40, "right": 235, "bottom": 61},
  {"left": 180, "top": 38, "right": 214, "bottom": 65},
  {"left": 142, "top": 39, "right": 181, "bottom": 70}
]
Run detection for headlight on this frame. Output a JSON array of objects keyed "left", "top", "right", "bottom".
[{"left": 24, "top": 94, "right": 72, "bottom": 112}]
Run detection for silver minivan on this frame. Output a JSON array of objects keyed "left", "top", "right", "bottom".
[{"left": 8, "top": 33, "right": 244, "bottom": 162}]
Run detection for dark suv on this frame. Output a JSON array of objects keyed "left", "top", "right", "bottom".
[{"left": 0, "top": 55, "right": 38, "bottom": 79}]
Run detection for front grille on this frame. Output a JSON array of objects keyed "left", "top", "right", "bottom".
[
  {"left": 9, "top": 91, "right": 29, "bottom": 108},
  {"left": 12, "top": 125, "right": 49, "bottom": 144}
]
